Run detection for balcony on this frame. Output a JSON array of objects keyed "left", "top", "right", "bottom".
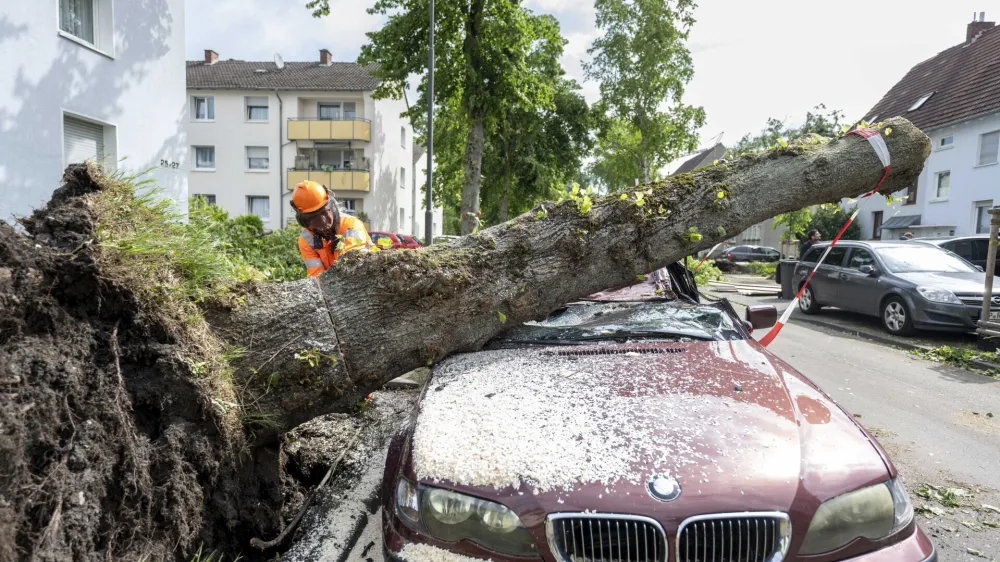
[
  {"left": 287, "top": 169, "right": 370, "bottom": 192},
  {"left": 287, "top": 118, "right": 371, "bottom": 142}
]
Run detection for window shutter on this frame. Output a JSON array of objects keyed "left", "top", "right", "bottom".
[
  {"left": 64, "top": 115, "right": 104, "bottom": 167},
  {"left": 979, "top": 131, "right": 999, "bottom": 166}
]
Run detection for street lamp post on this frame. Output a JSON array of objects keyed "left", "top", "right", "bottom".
[{"left": 424, "top": 0, "right": 435, "bottom": 245}]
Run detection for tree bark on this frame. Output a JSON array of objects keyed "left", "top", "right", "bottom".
[
  {"left": 461, "top": 111, "right": 485, "bottom": 234},
  {"left": 220, "top": 118, "right": 930, "bottom": 440},
  {"left": 499, "top": 162, "right": 512, "bottom": 223},
  {"left": 460, "top": 0, "right": 486, "bottom": 236}
]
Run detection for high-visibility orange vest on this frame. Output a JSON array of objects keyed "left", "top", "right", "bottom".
[{"left": 298, "top": 215, "right": 372, "bottom": 277}]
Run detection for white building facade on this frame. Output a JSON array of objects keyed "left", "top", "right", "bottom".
[
  {"left": 186, "top": 50, "right": 442, "bottom": 237},
  {"left": 0, "top": 0, "right": 188, "bottom": 222},
  {"left": 851, "top": 112, "right": 1000, "bottom": 241},
  {"left": 849, "top": 15, "right": 1000, "bottom": 241}
]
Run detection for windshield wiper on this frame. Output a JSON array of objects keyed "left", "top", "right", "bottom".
[
  {"left": 489, "top": 339, "right": 587, "bottom": 347},
  {"left": 560, "top": 330, "right": 717, "bottom": 342}
]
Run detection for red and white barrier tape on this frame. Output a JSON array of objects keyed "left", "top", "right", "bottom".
[
  {"left": 758, "top": 129, "right": 891, "bottom": 347},
  {"left": 694, "top": 243, "right": 724, "bottom": 272}
]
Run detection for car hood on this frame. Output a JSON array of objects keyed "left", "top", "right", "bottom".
[
  {"left": 405, "top": 341, "right": 890, "bottom": 526},
  {"left": 895, "top": 271, "right": 996, "bottom": 293}
]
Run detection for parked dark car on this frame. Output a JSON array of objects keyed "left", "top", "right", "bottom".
[
  {"left": 917, "top": 236, "right": 999, "bottom": 276},
  {"left": 370, "top": 232, "right": 405, "bottom": 250},
  {"left": 397, "top": 234, "right": 423, "bottom": 249},
  {"left": 723, "top": 245, "right": 781, "bottom": 262},
  {"left": 793, "top": 241, "right": 1000, "bottom": 335},
  {"left": 381, "top": 266, "right": 934, "bottom": 562}
]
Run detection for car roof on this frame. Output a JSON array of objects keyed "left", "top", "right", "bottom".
[{"left": 811, "top": 240, "right": 923, "bottom": 249}]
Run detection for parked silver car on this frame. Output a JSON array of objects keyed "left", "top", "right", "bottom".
[{"left": 793, "top": 241, "right": 1000, "bottom": 335}]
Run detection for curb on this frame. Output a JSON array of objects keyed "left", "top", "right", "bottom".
[{"left": 710, "top": 291, "right": 1000, "bottom": 372}]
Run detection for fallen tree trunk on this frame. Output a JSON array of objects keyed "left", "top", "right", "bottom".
[{"left": 220, "top": 117, "right": 930, "bottom": 438}]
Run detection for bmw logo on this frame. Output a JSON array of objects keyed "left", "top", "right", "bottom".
[{"left": 647, "top": 474, "right": 682, "bottom": 502}]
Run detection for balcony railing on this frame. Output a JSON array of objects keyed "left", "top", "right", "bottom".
[
  {"left": 287, "top": 118, "right": 372, "bottom": 142},
  {"left": 287, "top": 168, "right": 371, "bottom": 192}
]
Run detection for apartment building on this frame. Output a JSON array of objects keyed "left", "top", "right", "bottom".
[
  {"left": 850, "top": 14, "right": 1000, "bottom": 240},
  {"left": 0, "top": 0, "right": 188, "bottom": 222},
  {"left": 186, "top": 49, "right": 442, "bottom": 236}
]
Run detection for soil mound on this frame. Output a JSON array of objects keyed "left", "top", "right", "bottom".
[{"left": 0, "top": 165, "right": 281, "bottom": 561}]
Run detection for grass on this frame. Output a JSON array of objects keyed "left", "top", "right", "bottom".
[
  {"left": 914, "top": 345, "right": 1000, "bottom": 376},
  {"left": 87, "top": 165, "right": 308, "bottom": 440},
  {"left": 746, "top": 261, "right": 777, "bottom": 277}
]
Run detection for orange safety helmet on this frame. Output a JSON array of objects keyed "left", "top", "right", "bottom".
[{"left": 291, "top": 181, "right": 330, "bottom": 213}]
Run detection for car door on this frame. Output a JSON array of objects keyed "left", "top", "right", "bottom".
[
  {"left": 970, "top": 239, "right": 993, "bottom": 274},
  {"left": 750, "top": 248, "right": 767, "bottom": 262},
  {"left": 814, "top": 246, "right": 849, "bottom": 307},
  {"left": 838, "top": 248, "right": 880, "bottom": 314}
]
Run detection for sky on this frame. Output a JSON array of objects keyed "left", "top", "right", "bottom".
[{"left": 186, "top": 0, "right": 992, "bottom": 148}]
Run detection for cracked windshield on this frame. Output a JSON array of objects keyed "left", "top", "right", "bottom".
[{"left": 4, "top": 0, "right": 999, "bottom": 560}]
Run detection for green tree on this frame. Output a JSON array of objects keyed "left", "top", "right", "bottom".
[
  {"left": 585, "top": 0, "right": 706, "bottom": 191},
  {"left": 773, "top": 208, "right": 812, "bottom": 242},
  {"left": 313, "top": 0, "right": 561, "bottom": 234},
  {"left": 727, "top": 104, "right": 845, "bottom": 158},
  {"left": 807, "top": 205, "right": 861, "bottom": 241}
]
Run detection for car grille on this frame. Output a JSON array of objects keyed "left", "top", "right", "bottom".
[
  {"left": 546, "top": 514, "right": 667, "bottom": 562},
  {"left": 676, "top": 513, "right": 790, "bottom": 562}
]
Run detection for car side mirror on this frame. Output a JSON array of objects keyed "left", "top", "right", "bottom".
[
  {"left": 746, "top": 305, "right": 778, "bottom": 330},
  {"left": 976, "top": 265, "right": 985, "bottom": 273},
  {"left": 859, "top": 265, "right": 877, "bottom": 276}
]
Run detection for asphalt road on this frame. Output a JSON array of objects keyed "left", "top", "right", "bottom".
[{"left": 748, "top": 306, "right": 1000, "bottom": 560}]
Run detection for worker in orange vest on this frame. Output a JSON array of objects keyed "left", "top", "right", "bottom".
[{"left": 290, "top": 181, "right": 372, "bottom": 277}]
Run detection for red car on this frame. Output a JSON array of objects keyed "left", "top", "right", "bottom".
[
  {"left": 370, "top": 232, "right": 404, "bottom": 250},
  {"left": 397, "top": 234, "right": 422, "bottom": 249},
  {"left": 381, "top": 267, "right": 934, "bottom": 562}
]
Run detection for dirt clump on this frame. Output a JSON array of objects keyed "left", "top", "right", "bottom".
[{"left": 0, "top": 165, "right": 282, "bottom": 561}]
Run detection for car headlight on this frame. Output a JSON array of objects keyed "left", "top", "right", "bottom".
[
  {"left": 800, "top": 478, "right": 914, "bottom": 555},
  {"left": 917, "top": 286, "right": 962, "bottom": 304},
  {"left": 394, "top": 479, "right": 538, "bottom": 556}
]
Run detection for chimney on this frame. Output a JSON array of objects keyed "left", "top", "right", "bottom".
[
  {"left": 967, "top": 12, "right": 995, "bottom": 44},
  {"left": 204, "top": 49, "right": 219, "bottom": 65},
  {"left": 319, "top": 49, "right": 333, "bottom": 66}
]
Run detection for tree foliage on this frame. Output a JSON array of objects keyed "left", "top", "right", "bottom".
[
  {"left": 807, "top": 205, "right": 862, "bottom": 241},
  {"left": 586, "top": 0, "right": 706, "bottom": 191},
  {"left": 727, "top": 104, "right": 845, "bottom": 158},
  {"left": 343, "top": 0, "right": 568, "bottom": 234},
  {"left": 772, "top": 208, "right": 813, "bottom": 242}
]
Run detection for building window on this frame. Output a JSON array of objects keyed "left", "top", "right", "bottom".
[
  {"left": 976, "top": 201, "right": 994, "bottom": 234},
  {"left": 978, "top": 130, "right": 999, "bottom": 166},
  {"left": 401, "top": 126, "right": 406, "bottom": 148},
  {"left": 64, "top": 114, "right": 114, "bottom": 168},
  {"left": 247, "top": 196, "right": 270, "bottom": 220},
  {"left": 318, "top": 102, "right": 357, "bottom": 120},
  {"left": 400, "top": 208, "right": 406, "bottom": 227},
  {"left": 246, "top": 146, "right": 269, "bottom": 170},
  {"left": 872, "top": 211, "right": 883, "bottom": 240},
  {"left": 59, "top": 0, "right": 112, "bottom": 53},
  {"left": 193, "top": 146, "right": 215, "bottom": 170},
  {"left": 909, "top": 92, "right": 933, "bottom": 111},
  {"left": 317, "top": 148, "right": 362, "bottom": 169},
  {"left": 342, "top": 199, "right": 358, "bottom": 215},
  {"left": 938, "top": 136, "right": 954, "bottom": 149},
  {"left": 60, "top": 0, "right": 94, "bottom": 43},
  {"left": 192, "top": 96, "right": 215, "bottom": 121},
  {"left": 935, "top": 171, "right": 950, "bottom": 200},
  {"left": 194, "top": 194, "right": 217, "bottom": 206},
  {"left": 246, "top": 96, "right": 269, "bottom": 122},
  {"left": 400, "top": 167, "right": 406, "bottom": 189},
  {"left": 904, "top": 184, "right": 918, "bottom": 206}
]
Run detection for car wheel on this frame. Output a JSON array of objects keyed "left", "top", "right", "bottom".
[
  {"left": 798, "top": 285, "right": 821, "bottom": 314},
  {"left": 881, "top": 296, "right": 915, "bottom": 336}
]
